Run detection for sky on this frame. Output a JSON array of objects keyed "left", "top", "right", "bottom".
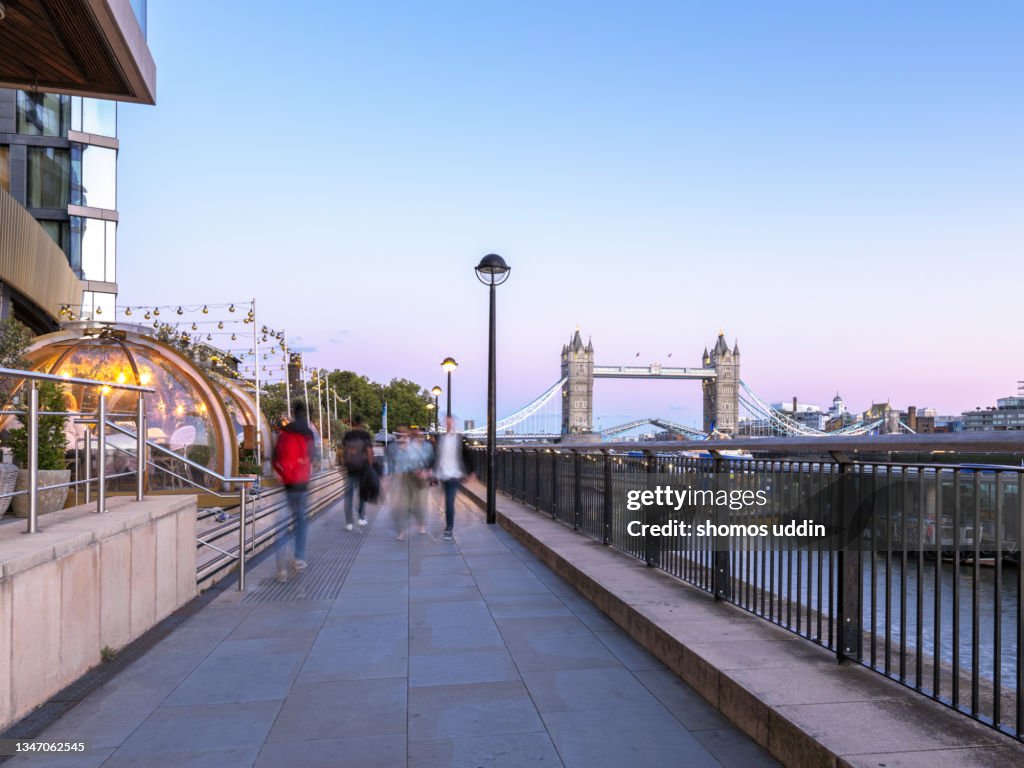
[{"left": 116, "top": 1, "right": 1023, "bottom": 430}]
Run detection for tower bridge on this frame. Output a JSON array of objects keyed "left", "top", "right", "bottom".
[{"left": 462, "top": 328, "right": 903, "bottom": 440}]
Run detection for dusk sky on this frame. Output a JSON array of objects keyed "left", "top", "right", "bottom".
[{"left": 116, "top": 1, "right": 1022, "bottom": 429}]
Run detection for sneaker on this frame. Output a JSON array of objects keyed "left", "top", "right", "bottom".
[
  {"left": 443, "top": 530, "right": 453, "bottom": 540},
  {"left": 346, "top": 523, "right": 354, "bottom": 531},
  {"left": 275, "top": 569, "right": 289, "bottom": 583},
  {"left": 357, "top": 518, "right": 368, "bottom": 526},
  {"left": 292, "top": 559, "right": 308, "bottom": 571}
]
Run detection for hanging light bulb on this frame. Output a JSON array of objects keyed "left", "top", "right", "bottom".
[
  {"left": 153, "top": 321, "right": 159, "bottom": 328},
  {"left": 217, "top": 321, "right": 224, "bottom": 329},
  {"left": 262, "top": 334, "right": 268, "bottom": 342},
  {"left": 154, "top": 308, "right": 160, "bottom": 316},
  {"left": 144, "top": 311, "right": 151, "bottom": 320},
  {"left": 191, "top": 323, "right": 198, "bottom": 331},
  {"left": 229, "top": 304, "right": 236, "bottom": 313},
  {"left": 231, "top": 333, "right": 237, "bottom": 340},
  {"left": 176, "top": 306, "right": 183, "bottom": 315},
  {"left": 95, "top": 305, "right": 103, "bottom": 315},
  {"left": 202, "top": 305, "right": 209, "bottom": 314},
  {"left": 125, "top": 307, "right": 132, "bottom": 316},
  {"left": 207, "top": 334, "right": 213, "bottom": 341}
]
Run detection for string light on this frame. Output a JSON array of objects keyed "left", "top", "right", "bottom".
[
  {"left": 202, "top": 305, "right": 209, "bottom": 314},
  {"left": 125, "top": 307, "right": 132, "bottom": 316}
]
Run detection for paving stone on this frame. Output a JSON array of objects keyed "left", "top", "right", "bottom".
[
  {"left": 297, "top": 637, "right": 407, "bottom": 683},
  {"left": 254, "top": 734, "right": 406, "bottom": 768},
  {"left": 504, "top": 631, "right": 621, "bottom": 672},
  {"left": 408, "top": 681, "right": 545, "bottom": 741},
  {"left": 409, "top": 649, "right": 521, "bottom": 687},
  {"left": 116, "top": 700, "right": 283, "bottom": 756},
  {"left": 694, "top": 727, "right": 782, "bottom": 767},
  {"left": 521, "top": 667, "right": 663, "bottom": 713},
  {"left": 409, "top": 732, "right": 564, "bottom": 768},
  {"left": 267, "top": 679, "right": 406, "bottom": 742},
  {"left": 163, "top": 651, "right": 305, "bottom": 706},
  {"left": 102, "top": 747, "right": 262, "bottom": 768},
  {"left": 410, "top": 621, "right": 506, "bottom": 655}
]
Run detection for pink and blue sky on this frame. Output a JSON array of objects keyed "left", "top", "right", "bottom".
[{"left": 116, "top": 1, "right": 1022, "bottom": 429}]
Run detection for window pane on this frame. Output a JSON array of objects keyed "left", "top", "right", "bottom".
[
  {"left": 80, "top": 217, "right": 106, "bottom": 281},
  {"left": 39, "top": 220, "right": 71, "bottom": 257},
  {"left": 72, "top": 145, "right": 116, "bottom": 210},
  {"left": 17, "top": 92, "right": 69, "bottom": 136},
  {"left": 0, "top": 146, "right": 9, "bottom": 192},
  {"left": 27, "top": 147, "right": 71, "bottom": 208},
  {"left": 81, "top": 99, "right": 116, "bottom": 137},
  {"left": 105, "top": 221, "right": 116, "bottom": 282},
  {"left": 81, "top": 291, "right": 115, "bottom": 321}
]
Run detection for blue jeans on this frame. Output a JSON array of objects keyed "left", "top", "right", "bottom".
[
  {"left": 443, "top": 479, "right": 460, "bottom": 531},
  {"left": 344, "top": 470, "right": 366, "bottom": 524},
  {"left": 276, "top": 487, "right": 308, "bottom": 569}
]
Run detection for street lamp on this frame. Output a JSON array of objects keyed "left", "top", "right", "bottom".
[
  {"left": 425, "top": 402, "right": 435, "bottom": 434},
  {"left": 441, "top": 357, "right": 458, "bottom": 420},
  {"left": 431, "top": 385, "right": 442, "bottom": 434},
  {"left": 475, "top": 253, "right": 511, "bottom": 525}
]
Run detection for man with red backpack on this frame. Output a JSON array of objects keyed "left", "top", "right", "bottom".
[{"left": 271, "top": 400, "right": 315, "bottom": 582}]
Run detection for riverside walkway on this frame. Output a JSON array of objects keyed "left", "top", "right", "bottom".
[{"left": 4, "top": 492, "right": 775, "bottom": 768}]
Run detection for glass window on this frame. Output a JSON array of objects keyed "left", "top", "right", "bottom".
[
  {"left": 27, "top": 147, "right": 71, "bottom": 208},
  {"left": 71, "top": 98, "right": 117, "bottom": 137},
  {"left": 81, "top": 291, "right": 115, "bottom": 321},
  {"left": 71, "top": 145, "right": 117, "bottom": 210},
  {"left": 73, "top": 217, "right": 116, "bottom": 282},
  {"left": 0, "top": 146, "right": 9, "bottom": 192},
  {"left": 39, "top": 220, "right": 71, "bottom": 256},
  {"left": 16, "top": 92, "right": 70, "bottom": 136}
]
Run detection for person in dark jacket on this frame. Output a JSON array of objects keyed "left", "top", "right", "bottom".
[
  {"left": 271, "top": 400, "right": 315, "bottom": 582},
  {"left": 341, "top": 414, "right": 374, "bottom": 530}
]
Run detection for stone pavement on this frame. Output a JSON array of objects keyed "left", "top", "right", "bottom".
[{"left": 5, "top": 489, "right": 778, "bottom": 767}]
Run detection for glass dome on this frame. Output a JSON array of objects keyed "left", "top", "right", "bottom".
[
  {"left": 25, "top": 328, "right": 239, "bottom": 488},
  {"left": 212, "top": 374, "right": 273, "bottom": 470}
]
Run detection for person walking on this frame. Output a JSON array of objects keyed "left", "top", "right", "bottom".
[
  {"left": 434, "top": 416, "right": 474, "bottom": 539},
  {"left": 341, "top": 414, "right": 374, "bottom": 531},
  {"left": 271, "top": 400, "right": 315, "bottom": 582},
  {"left": 389, "top": 426, "right": 434, "bottom": 539}
]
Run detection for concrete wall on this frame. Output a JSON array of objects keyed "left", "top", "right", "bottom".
[{"left": 0, "top": 495, "right": 197, "bottom": 730}]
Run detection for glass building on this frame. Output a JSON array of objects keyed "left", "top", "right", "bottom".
[{"left": 0, "top": 0, "right": 153, "bottom": 332}]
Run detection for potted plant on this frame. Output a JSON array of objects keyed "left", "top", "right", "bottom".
[
  {"left": 6, "top": 382, "right": 71, "bottom": 516},
  {"left": 0, "top": 316, "right": 34, "bottom": 514}
]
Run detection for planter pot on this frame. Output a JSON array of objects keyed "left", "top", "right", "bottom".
[
  {"left": 10, "top": 468, "right": 71, "bottom": 517},
  {"left": 0, "top": 463, "right": 17, "bottom": 515}
]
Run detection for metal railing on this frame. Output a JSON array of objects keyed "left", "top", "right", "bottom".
[
  {"left": 0, "top": 367, "right": 154, "bottom": 533},
  {"left": 0, "top": 367, "right": 263, "bottom": 590},
  {"left": 469, "top": 433, "right": 1024, "bottom": 741}
]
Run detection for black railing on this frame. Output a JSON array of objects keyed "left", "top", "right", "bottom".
[{"left": 467, "top": 432, "right": 1024, "bottom": 741}]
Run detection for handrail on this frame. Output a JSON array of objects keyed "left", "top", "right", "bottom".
[
  {"left": 0, "top": 366, "right": 156, "bottom": 393},
  {"left": 105, "top": 420, "right": 255, "bottom": 484}
]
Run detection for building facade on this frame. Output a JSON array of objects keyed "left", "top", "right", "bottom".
[
  {"left": 561, "top": 330, "right": 594, "bottom": 435},
  {"left": 962, "top": 396, "right": 1024, "bottom": 431},
  {"left": 702, "top": 333, "right": 740, "bottom": 434}
]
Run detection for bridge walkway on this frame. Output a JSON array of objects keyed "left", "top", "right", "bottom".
[{"left": 5, "top": 489, "right": 775, "bottom": 767}]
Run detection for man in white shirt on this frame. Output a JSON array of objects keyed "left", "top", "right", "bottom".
[{"left": 434, "top": 417, "right": 473, "bottom": 539}]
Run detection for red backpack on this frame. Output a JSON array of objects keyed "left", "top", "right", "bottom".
[{"left": 273, "top": 429, "right": 311, "bottom": 485}]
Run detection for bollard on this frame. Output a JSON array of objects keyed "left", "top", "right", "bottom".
[{"left": 84, "top": 427, "right": 92, "bottom": 504}]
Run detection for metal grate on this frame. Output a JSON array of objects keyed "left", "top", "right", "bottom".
[{"left": 242, "top": 499, "right": 378, "bottom": 603}]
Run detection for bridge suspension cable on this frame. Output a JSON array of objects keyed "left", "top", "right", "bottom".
[{"left": 464, "top": 378, "right": 567, "bottom": 436}]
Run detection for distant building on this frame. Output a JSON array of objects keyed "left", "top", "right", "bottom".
[
  {"left": 771, "top": 399, "right": 826, "bottom": 431},
  {"left": 962, "top": 395, "right": 1024, "bottom": 431},
  {"left": 464, "top": 419, "right": 475, "bottom": 431}
]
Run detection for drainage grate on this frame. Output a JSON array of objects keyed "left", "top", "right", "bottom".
[{"left": 241, "top": 500, "right": 377, "bottom": 603}]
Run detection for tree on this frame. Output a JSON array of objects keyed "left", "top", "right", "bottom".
[
  {"left": 381, "top": 378, "right": 432, "bottom": 432},
  {"left": 0, "top": 316, "right": 34, "bottom": 409}
]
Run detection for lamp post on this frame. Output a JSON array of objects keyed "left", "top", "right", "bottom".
[
  {"left": 425, "top": 402, "right": 435, "bottom": 435},
  {"left": 441, "top": 357, "right": 458, "bottom": 420},
  {"left": 431, "top": 385, "right": 442, "bottom": 434},
  {"left": 475, "top": 253, "right": 510, "bottom": 525}
]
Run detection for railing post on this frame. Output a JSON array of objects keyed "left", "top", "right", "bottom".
[
  {"left": 837, "top": 461, "right": 861, "bottom": 663},
  {"left": 712, "top": 456, "right": 731, "bottom": 601},
  {"left": 84, "top": 427, "right": 92, "bottom": 504},
  {"left": 551, "top": 451, "right": 559, "bottom": 520},
  {"left": 573, "top": 451, "right": 581, "bottom": 530},
  {"left": 534, "top": 451, "right": 541, "bottom": 509},
  {"left": 237, "top": 484, "right": 248, "bottom": 591},
  {"left": 603, "top": 451, "right": 613, "bottom": 545},
  {"left": 96, "top": 392, "right": 107, "bottom": 513},
  {"left": 135, "top": 393, "right": 146, "bottom": 501},
  {"left": 645, "top": 451, "right": 660, "bottom": 567},
  {"left": 26, "top": 384, "right": 39, "bottom": 534}
]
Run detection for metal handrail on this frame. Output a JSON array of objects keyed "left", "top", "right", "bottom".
[
  {"left": 104, "top": 420, "right": 258, "bottom": 590},
  {"left": 0, "top": 367, "right": 155, "bottom": 533}
]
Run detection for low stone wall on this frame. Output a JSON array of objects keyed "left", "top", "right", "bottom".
[{"left": 0, "top": 495, "right": 197, "bottom": 731}]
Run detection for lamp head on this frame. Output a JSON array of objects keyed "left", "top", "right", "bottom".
[
  {"left": 441, "top": 357, "right": 458, "bottom": 373},
  {"left": 431, "top": 385, "right": 442, "bottom": 396},
  {"left": 475, "top": 253, "right": 511, "bottom": 286}
]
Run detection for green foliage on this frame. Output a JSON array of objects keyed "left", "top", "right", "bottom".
[
  {"left": 259, "top": 383, "right": 289, "bottom": 428},
  {"left": 382, "top": 377, "right": 433, "bottom": 432},
  {"left": 237, "top": 447, "right": 260, "bottom": 476},
  {"left": 0, "top": 316, "right": 34, "bottom": 409},
  {"left": 100, "top": 645, "right": 117, "bottom": 663},
  {"left": 6, "top": 382, "right": 69, "bottom": 470}
]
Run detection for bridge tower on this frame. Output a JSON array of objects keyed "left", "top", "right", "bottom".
[
  {"left": 702, "top": 332, "right": 740, "bottom": 434},
  {"left": 561, "top": 329, "right": 594, "bottom": 435}
]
